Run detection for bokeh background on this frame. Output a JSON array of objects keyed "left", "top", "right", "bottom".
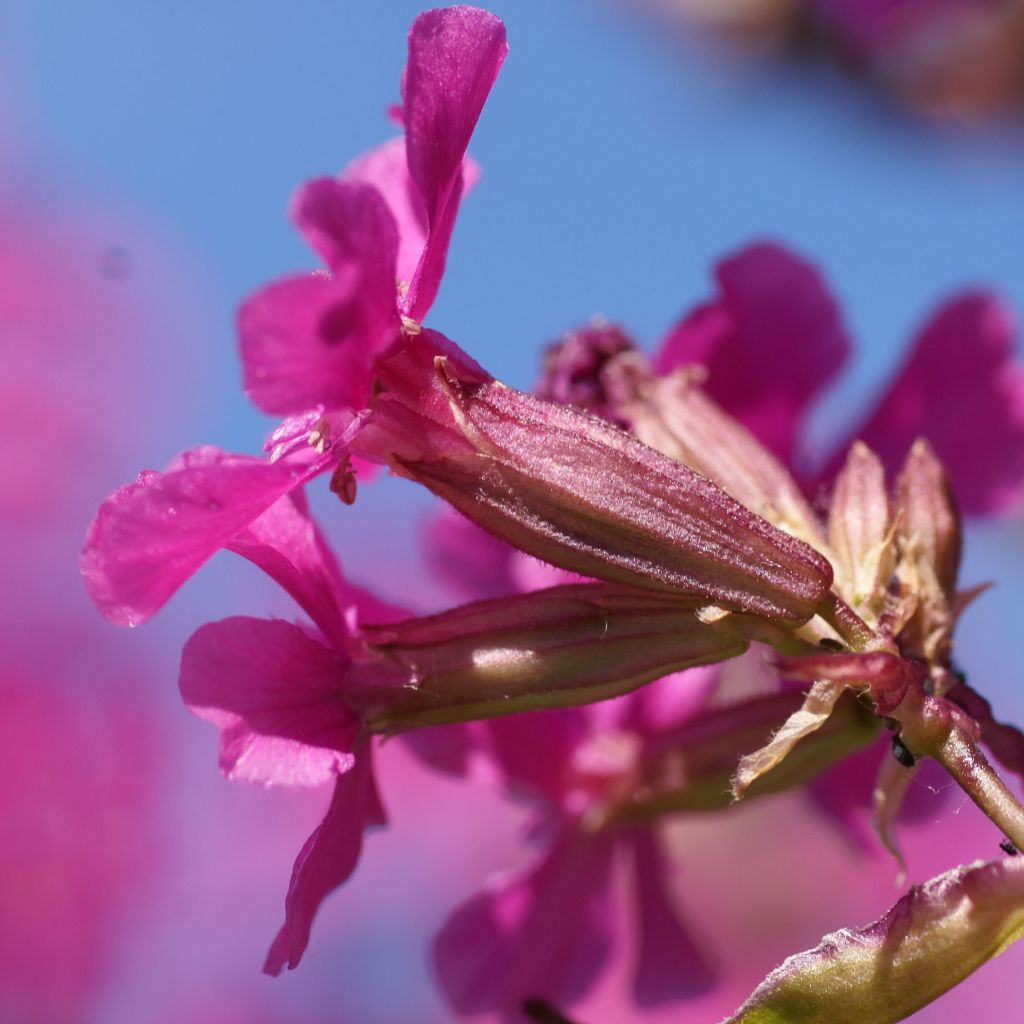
[{"left": 5, "top": 1, "right": 1024, "bottom": 1021}]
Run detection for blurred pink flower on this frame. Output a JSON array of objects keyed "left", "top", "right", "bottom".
[
  {"left": 431, "top": 679, "right": 720, "bottom": 1017},
  {"left": 649, "top": 0, "right": 1024, "bottom": 119},
  {"left": 0, "top": 668, "right": 162, "bottom": 1024}
]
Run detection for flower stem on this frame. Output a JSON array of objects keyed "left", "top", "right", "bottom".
[
  {"left": 932, "top": 727, "right": 1024, "bottom": 852},
  {"left": 816, "top": 591, "right": 874, "bottom": 651}
]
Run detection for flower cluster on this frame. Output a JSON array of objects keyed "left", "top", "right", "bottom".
[{"left": 83, "top": 6, "right": 1024, "bottom": 1021}]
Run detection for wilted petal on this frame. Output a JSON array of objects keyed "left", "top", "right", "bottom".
[
  {"left": 264, "top": 744, "right": 385, "bottom": 974},
  {"left": 400, "top": 7, "right": 507, "bottom": 319},
  {"left": 432, "top": 824, "right": 615, "bottom": 1014},
  {"left": 871, "top": 749, "right": 918, "bottom": 878},
  {"left": 827, "top": 441, "right": 894, "bottom": 622},
  {"left": 732, "top": 679, "right": 847, "bottom": 798},
  {"left": 655, "top": 243, "right": 850, "bottom": 464},
  {"left": 361, "top": 342, "right": 834, "bottom": 625},
  {"left": 611, "top": 358, "right": 823, "bottom": 547},
  {"left": 359, "top": 584, "right": 762, "bottom": 729},
  {"left": 627, "top": 829, "right": 715, "bottom": 1005},
  {"left": 725, "top": 857, "right": 1024, "bottom": 1024},
  {"left": 828, "top": 293, "right": 1024, "bottom": 516},
  {"left": 82, "top": 446, "right": 327, "bottom": 627},
  {"left": 180, "top": 616, "right": 357, "bottom": 786}
]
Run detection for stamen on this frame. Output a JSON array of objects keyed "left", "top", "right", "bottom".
[
  {"left": 307, "top": 417, "right": 331, "bottom": 455},
  {"left": 400, "top": 315, "right": 421, "bottom": 335}
]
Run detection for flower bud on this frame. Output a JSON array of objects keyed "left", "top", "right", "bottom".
[
  {"left": 356, "top": 583, "right": 764, "bottom": 728},
  {"left": 360, "top": 339, "right": 834, "bottom": 626},
  {"left": 726, "top": 857, "right": 1024, "bottom": 1024}
]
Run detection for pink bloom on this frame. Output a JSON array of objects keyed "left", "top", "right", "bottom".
[
  {"left": 431, "top": 679, "right": 720, "bottom": 1016},
  {"left": 639, "top": 241, "right": 1024, "bottom": 517},
  {"left": 174, "top": 472, "right": 403, "bottom": 973},
  {"left": 83, "top": 6, "right": 507, "bottom": 629},
  {"left": 238, "top": 6, "right": 507, "bottom": 419}
]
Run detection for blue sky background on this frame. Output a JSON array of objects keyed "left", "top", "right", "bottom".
[{"left": 8, "top": 2, "right": 1024, "bottom": 1021}]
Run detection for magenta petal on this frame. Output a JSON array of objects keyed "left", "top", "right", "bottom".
[
  {"left": 628, "top": 829, "right": 715, "bottom": 1005},
  {"left": 239, "top": 270, "right": 391, "bottom": 417},
  {"left": 480, "top": 709, "right": 588, "bottom": 802},
  {"left": 264, "top": 743, "right": 385, "bottom": 975},
  {"left": 291, "top": 179, "right": 399, "bottom": 290},
  {"left": 421, "top": 505, "right": 519, "bottom": 600},
  {"left": 400, "top": 722, "right": 480, "bottom": 777},
  {"left": 400, "top": 7, "right": 507, "bottom": 320},
  {"left": 655, "top": 243, "right": 851, "bottom": 463},
  {"left": 432, "top": 823, "right": 615, "bottom": 1014},
  {"left": 179, "top": 616, "right": 358, "bottom": 787},
  {"left": 826, "top": 293, "right": 1024, "bottom": 516},
  {"left": 227, "top": 491, "right": 351, "bottom": 645},
  {"left": 343, "top": 137, "right": 427, "bottom": 290},
  {"left": 82, "top": 446, "right": 322, "bottom": 626}
]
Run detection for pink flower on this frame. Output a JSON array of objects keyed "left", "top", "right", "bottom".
[
  {"left": 430, "top": 678, "right": 718, "bottom": 1016},
  {"left": 172, "top": 462, "right": 405, "bottom": 974},
  {"left": 83, "top": 6, "right": 507, "bottom": 628},
  {"left": 237, "top": 6, "right": 507, "bottom": 420},
  {"left": 80, "top": 7, "right": 1024, "bottom": 1017},
  {"left": 548, "top": 242, "right": 1024, "bottom": 519}
]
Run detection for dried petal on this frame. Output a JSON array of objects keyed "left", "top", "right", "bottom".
[
  {"left": 871, "top": 750, "right": 918, "bottom": 879},
  {"left": 893, "top": 439, "right": 962, "bottom": 664},
  {"left": 725, "top": 858, "right": 1024, "bottom": 1024},
  {"left": 827, "top": 441, "right": 894, "bottom": 621},
  {"left": 614, "top": 688, "right": 876, "bottom": 818},
  {"left": 732, "top": 680, "right": 847, "bottom": 798},
  {"left": 360, "top": 342, "right": 834, "bottom": 625}
]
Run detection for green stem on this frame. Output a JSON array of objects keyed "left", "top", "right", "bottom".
[
  {"left": 893, "top": 683, "right": 1024, "bottom": 851},
  {"left": 932, "top": 728, "right": 1024, "bottom": 852}
]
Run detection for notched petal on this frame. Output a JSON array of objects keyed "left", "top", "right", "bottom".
[{"left": 725, "top": 858, "right": 1024, "bottom": 1024}]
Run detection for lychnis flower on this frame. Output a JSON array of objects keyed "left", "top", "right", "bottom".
[{"left": 83, "top": 6, "right": 1024, "bottom": 1019}]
